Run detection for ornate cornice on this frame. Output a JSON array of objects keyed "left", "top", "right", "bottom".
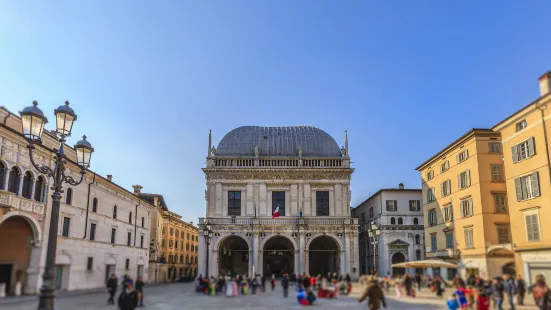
[
  {"left": 203, "top": 169, "right": 352, "bottom": 181},
  {"left": 221, "top": 182, "right": 248, "bottom": 187},
  {"left": 310, "top": 183, "right": 335, "bottom": 189},
  {"left": 266, "top": 182, "right": 292, "bottom": 188}
]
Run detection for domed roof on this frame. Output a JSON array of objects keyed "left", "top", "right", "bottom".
[{"left": 215, "top": 126, "right": 341, "bottom": 157}]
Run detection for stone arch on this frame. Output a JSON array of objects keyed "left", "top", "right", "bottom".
[
  {"left": 216, "top": 234, "right": 250, "bottom": 276},
  {"left": 55, "top": 250, "right": 72, "bottom": 265},
  {"left": 259, "top": 233, "right": 298, "bottom": 251},
  {"left": 0, "top": 211, "right": 42, "bottom": 245},
  {"left": 214, "top": 233, "right": 252, "bottom": 251},
  {"left": 305, "top": 233, "right": 343, "bottom": 251},
  {"left": 307, "top": 234, "right": 341, "bottom": 276}
]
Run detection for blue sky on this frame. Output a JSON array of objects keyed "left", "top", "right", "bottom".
[{"left": 1, "top": 1, "right": 550, "bottom": 223}]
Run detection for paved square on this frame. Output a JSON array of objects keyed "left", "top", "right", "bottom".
[{"left": 0, "top": 283, "right": 445, "bottom": 310}]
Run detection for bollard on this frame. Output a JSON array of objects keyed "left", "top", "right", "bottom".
[
  {"left": 0, "top": 283, "right": 6, "bottom": 298},
  {"left": 14, "top": 281, "right": 21, "bottom": 296}
]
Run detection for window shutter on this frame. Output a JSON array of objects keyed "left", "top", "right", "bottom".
[
  {"left": 514, "top": 177, "right": 523, "bottom": 201},
  {"left": 394, "top": 200, "right": 398, "bottom": 211},
  {"left": 511, "top": 145, "right": 518, "bottom": 163},
  {"left": 526, "top": 215, "right": 534, "bottom": 241},
  {"left": 417, "top": 200, "right": 421, "bottom": 210},
  {"left": 458, "top": 174, "right": 462, "bottom": 189},
  {"left": 440, "top": 183, "right": 444, "bottom": 197},
  {"left": 456, "top": 153, "right": 460, "bottom": 163},
  {"left": 528, "top": 137, "right": 536, "bottom": 157},
  {"left": 466, "top": 170, "right": 471, "bottom": 187},
  {"left": 469, "top": 199, "right": 473, "bottom": 216},
  {"left": 531, "top": 172, "right": 540, "bottom": 197},
  {"left": 465, "top": 149, "right": 469, "bottom": 159}
]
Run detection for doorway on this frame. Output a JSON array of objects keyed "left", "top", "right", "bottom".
[
  {"left": 391, "top": 253, "right": 406, "bottom": 276},
  {"left": 309, "top": 236, "right": 339, "bottom": 276},
  {"left": 263, "top": 236, "right": 294, "bottom": 277}
]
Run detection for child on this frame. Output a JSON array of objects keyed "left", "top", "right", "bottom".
[
  {"left": 476, "top": 287, "right": 490, "bottom": 310},
  {"left": 447, "top": 294, "right": 460, "bottom": 310}
]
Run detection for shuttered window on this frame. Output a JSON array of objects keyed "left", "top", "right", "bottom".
[
  {"left": 512, "top": 137, "right": 536, "bottom": 163},
  {"left": 445, "top": 232, "right": 454, "bottom": 249},
  {"left": 426, "top": 170, "right": 434, "bottom": 181},
  {"left": 491, "top": 165, "right": 504, "bottom": 182},
  {"left": 443, "top": 205, "right": 453, "bottom": 222},
  {"left": 458, "top": 170, "right": 471, "bottom": 189},
  {"left": 464, "top": 228, "right": 474, "bottom": 248},
  {"left": 516, "top": 119, "right": 527, "bottom": 132},
  {"left": 441, "top": 160, "right": 450, "bottom": 173},
  {"left": 441, "top": 180, "right": 452, "bottom": 197},
  {"left": 426, "top": 187, "right": 436, "bottom": 203},
  {"left": 457, "top": 149, "right": 469, "bottom": 163},
  {"left": 409, "top": 200, "right": 421, "bottom": 211},
  {"left": 525, "top": 214, "right": 541, "bottom": 242},
  {"left": 489, "top": 142, "right": 502, "bottom": 153},
  {"left": 428, "top": 209, "right": 437, "bottom": 226},
  {"left": 460, "top": 198, "right": 473, "bottom": 218},
  {"left": 515, "top": 172, "right": 541, "bottom": 201},
  {"left": 430, "top": 234, "right": 437, "bottom": 251},
  {"left": 496, "top": 225, "right": 511, "bottom": 244},
  {"left": 386, "top": 200, "right": 397, "bottom": 212},
  {"left": 493, "top": 193, "right": 508, "bottom": 213}
]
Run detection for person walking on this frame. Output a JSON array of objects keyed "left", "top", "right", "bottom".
[
  {"left": 492, "top": 277, "right": 505, "bottom": 310},
  {"left": 358, "top": 276, "right": 387, "bottom": 310},
  {"left": 415, "top": 273, "right": 422, "bottom": 292},
  {"left": 282, "top": 274, "right": 290, "bottom": 298},
  {"left": 118, "top": 279, "right": 139, "bottom": 310},
  {"left": 107, "top": 273, "right": 118, "bottom": 305},
  {"left": 516, "top": 275, "right": 526, "bottom": 306},
  {"left": 135, "top": 276, "right": 145, "bottom": 307},
  {"left": 531, "top": 274, "right": 551, "bottom": 310},
  {"left": 504, "top": 275, "right": 516, "bottom": 310}
]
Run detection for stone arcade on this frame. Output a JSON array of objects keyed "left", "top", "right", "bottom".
[{"left": 198, "top": 126, "right": 358, "bottom": 279}]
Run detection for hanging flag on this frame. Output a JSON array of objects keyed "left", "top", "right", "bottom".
[{"left": 272, "top": 204, "right": 280, "bottom": 219}]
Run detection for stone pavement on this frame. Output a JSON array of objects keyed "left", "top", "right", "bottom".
[{"left": 0, "top": 282, "right": 445, "bottom": 310}]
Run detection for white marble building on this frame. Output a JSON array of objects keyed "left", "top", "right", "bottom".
[
  {"left": 0, "top": 106, "right": 153, "bottom": 295},
  {"left": 198, "top": 126, "right": 359, "bottom": 279},
  {"left": 352, "top": 185, "right": 425, "bottom": 276}
]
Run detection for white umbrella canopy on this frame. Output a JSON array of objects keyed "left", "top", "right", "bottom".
[{"left": 391, "top": 260, "right": 458, "bottom": 269}]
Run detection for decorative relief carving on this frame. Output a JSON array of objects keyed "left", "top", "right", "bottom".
[
  {"left": 0, "top": 192, "right": 11, "bottom": 206},
  {"left": 21, "top": 200, "right": 33, "bottom": 212},
  {"left": 204, "top": 171, "right": 351, "bottom": 181},
  {"left": 266, "top": 182, "right": 291, "bottom": 188},
  {"left": 221, "top": 183, "right": 248, "bottom": 187},
  {"left": 310, "top": 183, "right": 334, "bottom": 189}
]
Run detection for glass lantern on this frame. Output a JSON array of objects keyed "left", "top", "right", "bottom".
[
  {"left": 54, "top": 101, "right": 77, "bottom": 136},
  {"left": 74, "top": 135, "right": 94, "bottom": 168},
  {"left": 19, "top": 101, "right": 48, "bottom": 142}
]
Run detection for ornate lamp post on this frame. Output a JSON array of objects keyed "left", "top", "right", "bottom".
[
  {"left": 367, "top": 222, "right": 381, "bottom": 276},
  {"left": 203, "top": 224, "right": 213, "bottom": 278},
  {"left": 19, "top": 101, "right": 94, "bottom": 310}
]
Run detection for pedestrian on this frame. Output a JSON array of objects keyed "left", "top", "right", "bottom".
[
  {"left": 476, "top": 282, "right": 490, "bottom": 310},
  {"left": 271, "top": 274, "right": 276, "bottom": 291},
  {"left": 504, "top": 275, "right": 516, "bottom": 310},
  {"left": 118, "top": 279, "right": 139, "bottom": 310},
  {"left": 261, "top": 274, "right": 266, "bottom": 292},
  {"left": 447, "top": 293, "right": 460, "bottom": 310},
  {"left": 434, "top": 275, "right": 444, "bottom": 298},
  {"left": 358, "top": 276, "right": 387, "bottom": 310},
  {"left": 282, "top": 274, "right": 290, "bottom": 298},
  {"left": 531, "top": 274, "right": 550, "bottom": 310},
  {"left": 416, "top": 273, "right": 422, "bottom": 292},
  {"left": 106, "top": 273, "right": 118, "bottom": 305},
  {"left": 492, "top": 277, "right": 505, "bottom": 310},
  {"left": 395, "top": 275, "right": 402, "bottom": 298},
  {"left": 135, "top": 276, "right": 145, "bottom": 307},
  {"left": 516, "top": 275, "right": 526, "bottom": 306}
]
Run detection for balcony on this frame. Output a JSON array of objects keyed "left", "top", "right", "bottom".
[
  {"left": 426, "top": 249, "right": 460, "bottom": 258},
  {"left": 0, "top": 189, "right": 45, "bottom": 215},
  {"left": 198, "top": 217, "right": 358, "bottom": 226},
  {"left": 212, "top": 157, "right": 346, "bottom": 168}
]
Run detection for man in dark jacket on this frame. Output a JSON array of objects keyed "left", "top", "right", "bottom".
[
  {"left": 281, "top": 274, "right": 290, "bottom": 297},
  {"left": 118, "top": 279, "right": 139, "bottom": 310},
  {"left": 106, "top": 274, "right": 118, "bottom": 305},
  {"left": 135, "top": 276, "right": 145, "bottom": 307},
  {"left": 358, "top": 277, "right": 387, "bottom": 310}
]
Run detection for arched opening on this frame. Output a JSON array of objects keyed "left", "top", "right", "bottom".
[
  {"left": 263, "top": 236, "right": 294, "bottom": 277},
  {"left": 391, "top": 217, "right": 396, "bottom": 225},
  {"left": 415, "top": 249, "right": 421, "bottom": 260},
  {"left": 218, "top": 236, "right": 249, "bottom": 277},
  {"left": 413, "top": 218, "right": 419, "bottom": 225},
  {"left": 22, "top": 172, "right": 33, "bottom": 199},
  {"left": 0, "top": 216, "right": 35, "bottom": 295},
  {"left": 309, "top": 236, "right": 339, "bottom": 276},
  {"left": 398, "top": 217, "right": 403, "bottom": 225},
  {"left": 502, "top": 262, "right": 516, "bottom": 276},
  {"left": 64, "top": 187, "right": 72, "bottom": 205},
  {"left": 8, "top": 167, "right": 20, "bottom": 194},
  {"left": 0, "top": 162, "right": 6, "bottom": 190},
  {"left": 35, "top": 176, "right": 47, "bottom": 202},
  {"left": 415, "top": 235, "right": 420, "bottom": 245},
  {"left": 391, "top": 252, "right": 406, "bottom": 276}
]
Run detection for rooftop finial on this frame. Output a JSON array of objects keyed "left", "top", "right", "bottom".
[
  {"left": 208, "top": 129, "right": 212, "bottom": 157},
  {"left": 32, "top": 100, "right": 38, "bottom": 106},
  {"left": 344, "top": 130, "right": 349, "bottom": 157}
]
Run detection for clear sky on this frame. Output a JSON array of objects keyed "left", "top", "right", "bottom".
[{"left": 1, "top": 1, "right": 550, "bottom": 223}]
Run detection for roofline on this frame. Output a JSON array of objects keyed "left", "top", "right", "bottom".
[
  {"left": 414, "top": 128, "right": 498, "bottom": 171},
  {"left": 0, "top": 106, "right": 154, "bottom": 208},
  {"left": 352, "top": 188, "right": 421, "bottom": 210},
  {"left": 492, "top": 92, "right": 551, "bottom": 131}
]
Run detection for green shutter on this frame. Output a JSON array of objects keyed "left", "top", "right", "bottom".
[
  {"left": 528, "top": 137, "right": 536, "bottom": 157},
  {"left": 531, "top": 172, "right": 540, "bottom": 197},
  {"left": 515, "top": 177, "right": 523, "bottom": 201}
]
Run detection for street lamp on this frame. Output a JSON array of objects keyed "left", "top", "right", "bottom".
[
  {"left": 367, "top": 222, "right": 381, "bottom": 276},
  {"left": 20, "top": 101, "right": 94, "bottom": 310},
  {"left": 203, "top": 224, "right": 213, "bottom": 278}
]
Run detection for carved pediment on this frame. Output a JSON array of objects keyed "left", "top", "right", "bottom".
[{"left": 388, "top": 239, "right": 410, "bottom": 247}]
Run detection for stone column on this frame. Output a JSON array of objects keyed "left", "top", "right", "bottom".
[
  {"left": 252, "top": 233, "right": 260, "bottom": 275},
  {"left": 30, "top": 178, "right": 36, "bottom": 201},
  {"left": 211, "top": 249, "right": 218, "bottom": 277},
  {"left": 258, "top": 250, "right": 263, "bottom": 276},
  {"left": 215, "top": 183, "right": 222, "bottom": 216},
  {"left": 17, "top": 176, "right": 23, "bottom": 196},
  {"left": 299, "top": 235, "right": 305, "bottom": 275},
  {"left": 294, "top": 250, "right": 299, "bottom": 275},
  {"left": 198, "top": 234, "right": 207, "bottom": 276}
]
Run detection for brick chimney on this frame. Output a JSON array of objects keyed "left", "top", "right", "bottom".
[
  {"left": 132, "top": 185, "right": 143, "bottom": 194},
  {"left": 398, "top": 183, "right": 404, "bottom": 189},
  {"left": 539, "top": 71, "right": 551, "bottom": 96},
  {"left": 106, "top": 175, "right": 113, "bottom": 182}
]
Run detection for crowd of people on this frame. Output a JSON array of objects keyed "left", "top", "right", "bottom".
[
  {"left": 366, "top": 272, "right": 551, "bottom": 310},
  {"left": 194, "top": 272, "right": 354, "bottom": 305},
  {"left": 105, "top": 274, "right": 145, "bottom": 310}
]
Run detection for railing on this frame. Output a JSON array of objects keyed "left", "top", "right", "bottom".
[
  {"left": 426, "top": 249, "right": 460, "bottom": 258},
  {"left": 198, "top": 217, "right": 358, "bottom": 226},
  {"left": 213, "top": 157, "right": 343, "bottom": 168},
  {"left": 0, "top": 189, "right": 46, "bottom": 215}
]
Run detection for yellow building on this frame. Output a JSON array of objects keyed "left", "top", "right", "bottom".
[
  {"left": 416, "top": 129, "right": 513, "bottom": 279},
  {"left": 492, "top": 71, "right": 551, "bottom": 283},
  {"left": 161, "top": 211, "right": 199, "bottom": 280}
]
